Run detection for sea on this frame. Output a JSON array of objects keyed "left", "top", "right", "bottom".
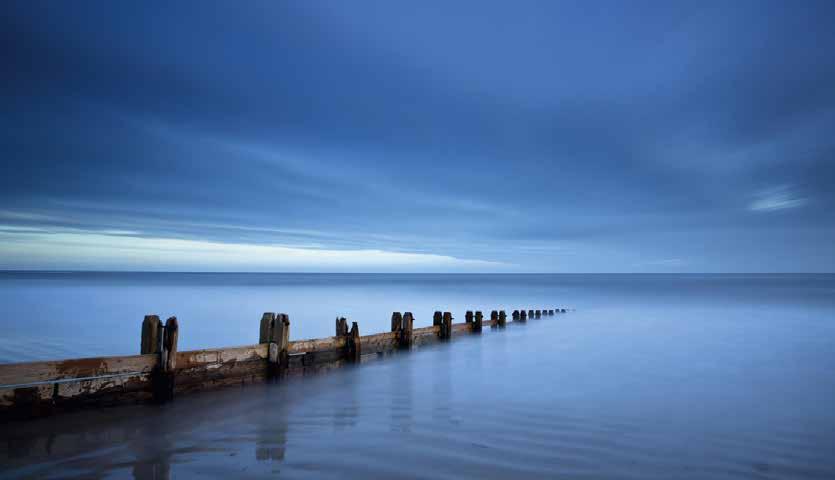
[{"left": 1, "top": 272, "right": 834, "bottom": 479}]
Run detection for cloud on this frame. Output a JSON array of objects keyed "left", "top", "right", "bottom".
[
  {"left": 749, "top": 185, "right": 808, "bottom": 212},
  {"left": 0, "top": 228, "right": 506, "bottom": 272}
]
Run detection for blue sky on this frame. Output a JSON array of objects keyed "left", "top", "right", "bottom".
[{"left": 1, "top": 1, "right": 834, "bottom": 272}]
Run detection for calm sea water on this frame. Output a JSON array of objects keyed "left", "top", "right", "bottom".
[{"left": 2, "top": 273, "right": 835, "bottom": 479}]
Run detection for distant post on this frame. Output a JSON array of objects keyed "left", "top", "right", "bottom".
[
  {"left": 441, "top": 312, "right": 453, "bottom": 339},
  {"left": 346, "top": 322, "right": 361, "bottom": 363},
  {"left": 335, "top": 317, "right": 349, "bottom": 337},
  {"left": 401, "top": 312, "right": 414, "bottom": 349},
  {"left": 391, "top": 312, "right": 403, "bottom": 333},
  {"left": 498, "top": 310, "right": 507, "bottom": 328},
  {"left": 473, "top": 311, "right": 483, "bottom": 333}
]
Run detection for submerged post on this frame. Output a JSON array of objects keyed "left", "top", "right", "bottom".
[
  {"left": 498, "top": 310, "right": 507, "bottom": 328},
  {"left": 548, "top": 309, "right": 554, "bottom": 315},
  {"left": 465, "top": 311, "right": 474, "bottom": 324},
  {"left": 474, "top": 311, "right": 483, "bottom": 333},
  {"left": 535, "top": 310, "right": 541, "bottom": 319},
  {"left": 512, "top": 310, "right": 519, "bottom": 322},
  {"left": 490, "top": 310, "right": 498, "bottom": 328},
  {"left": 520, "top": 310, "right": 527, "bottom": 322}
]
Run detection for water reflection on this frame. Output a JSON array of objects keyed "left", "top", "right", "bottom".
[
  {"left": 431, "top": 345, "right": 453, "bottom": 424},
  {"left": 389, "top": 353, "right": 413, "bottom": 433},
  {"left": 332, "top": 366, "right": 359, "bottom": 430},
  {"left": 2, "top": 275, "right": 835, "bottom": 478},
  {"left": 255, "top": 394, "right": 289, "bottom": 464},
  {"left": 131, "top": 437, "right": 172, "bottom": 480}
]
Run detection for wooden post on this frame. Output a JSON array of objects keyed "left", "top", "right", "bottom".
[
  {"left": 268, "top": 314, "right": 290, "bottom": 378},
  {"left": 490, "top": 310, "right": 498, "bottom": 328},
  {"left": 474, "top": 311, "right": 483, "bottom": 333},
  {"left": 561, "top": 308, "right": 566, "bottom": 313},
  {"left": 153, "top": 316, "right": 178, "bottom": 403},
  {"left": 535, "top": 310, "right": 541, "bottom": 319},
  {"left": 401, "top": 312, "right": 414, "bottom": 349},
  {"left": 548, "top": 309, "right": 554, "bottom": 315},
  {"left": 528, "top": 310, "right": 534, "bottom": 319},
  {"left": 391, "top": 312, "right": 402, "bottom": 333},
  {"left": 520, "top": 310, "right": 527, "bottom": 321},
  {"left": 465, "top": 311, "right": 474, "bottom": 324},
  {"left": 433, "top": 311, "right": 442, "bottom": 328},
  {"left": 346, "top": 322, "right": 361, "bottom": 362},
  {"left": 335, "top": 317, "right": 348, "bottom": 337},
  {"left": 163, "top": 317, "right": 178, "bottom": 372},
  {"left": 141, "top": 315, "right": 161, "bottom": 354},
  {"left": 441, "top": 312, "right": 453, "bottom": 339},
  {"left": 512, "top": 310, "right": 519, "bottom": 321},
  {"left": 259, "top": 312, "right": 275, "bottom": 343},
  {"left": 498, "top": 310, "right": 507, "bottom": 328}
]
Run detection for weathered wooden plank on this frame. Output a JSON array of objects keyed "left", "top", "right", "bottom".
[
  {"left": 288, "top": 336, "right": 347, "bottom": 354},
  {"left": 413, "top": 325, "right": 440, "bottom": 337},
  {"left": 175, "top": 344, "right": 268, "bottom": 370},
  {"left": 0, "top": 355, "right": 157, "bottom": 387},
  {"left": 360, "top": 331, "right": 398, "bottom": 343},
  {"left": 175, "top": 363, "right": 267, "bottom": 395},
  {"left": 360, "top": 331, "right": 399, "bottom": 354},
  {"left": 1, "top": 372, "right": 153, "bottom": 420},
  {"left": 451, "top": 322, "right": 471, "bottom": 334}
]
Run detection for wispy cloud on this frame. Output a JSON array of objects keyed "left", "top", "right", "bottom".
[
  {"left": 749, "top": 185, "right": 807, "bottom": 212},
  {"left": 0, "top": 228, "right": 506, "bottom": 272}
]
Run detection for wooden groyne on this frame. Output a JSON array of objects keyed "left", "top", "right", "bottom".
[{"left": 0, "top": 307, "right": 570, "bottom": 421}]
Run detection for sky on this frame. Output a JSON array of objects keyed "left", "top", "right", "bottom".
[{"left": 1, "top": 1, "right": 834, "bottom": 272}]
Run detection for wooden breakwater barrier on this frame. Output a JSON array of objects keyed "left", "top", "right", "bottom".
[{"left": 0, "top": 307, "right": 570, "bottom": 421}]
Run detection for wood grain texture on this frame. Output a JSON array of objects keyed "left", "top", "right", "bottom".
[{"left": 0, "top": 355, "right": 157, "bottom": 387}]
